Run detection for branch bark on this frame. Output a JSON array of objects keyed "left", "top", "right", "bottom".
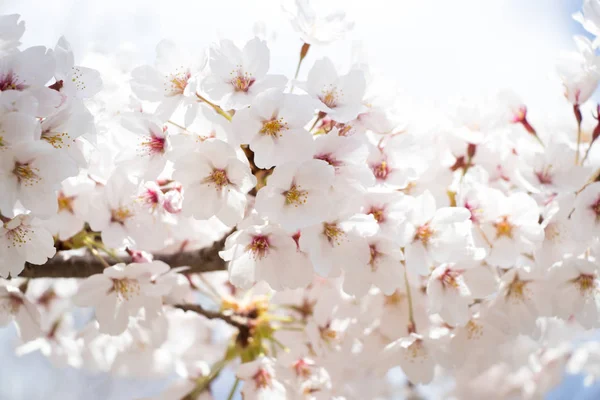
[
  {"left": 19, "top": 233, "right": 230, "bottom": 279},
  {"left": 174, "top": 303, "right": 247, "bottom": 332}
]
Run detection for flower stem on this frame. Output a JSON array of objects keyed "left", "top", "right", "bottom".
[
  {"left": 574, "top": 104, "right": 583, "bottom": 165},
  {"left": 226, "top": 378, "right": 240, "bottom": 400},
  {"left": 290, "top": 43, "right": 310, "bottom": 93},
  {"left": 196, "top": 92, "right": 232, "bottom": 122},
  {"left": 402, "top": 261, "right": 417, "bottom": 334},
  {"left": 84, "top": 243, "right": 110, "bottom": 269}
]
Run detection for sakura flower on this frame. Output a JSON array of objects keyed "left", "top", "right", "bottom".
[
  {"left": 0, "top": 106, "right": 38, "bottom": 151},
  {"left": 342, "top": 235, "right": 404, "bottom": 298},
  {"left": 131, "top": 40, "right": 203, "bottom": 122},
  {"left": 0, "top": 214, "right": 56, "bottom": 277},
  {"left": 401, "top": 191, "right": 477, "bottom": 276},
  {"left": 574, "top": 0, "right": 600, "bottom": 43},
  {"left": 202, "top": 38, "right": 287, "bottom": 110},
  {"left": 282, "top": 0, "right": 354, "bottom": 46},
  {"left": 384, "top": 333, "right": 435, "bottom": 384},
  {"left": 53, "top": 36, "right": 102, "bottom": 101},
  {"left": 255, "top": 159, "right": 334, "bottom": 232},
  {"left": 571, "top": 182, "right": 600, "bottom": 241},
  {"left": 362, "top": 191, "right": 411, "bottom": 238},
  {"left": 237, "top": 356, "right": 287, "bottom": 400},
  {"left": 0, "top": 141, "right": 77, "bottom": 217},
  {"left": 550, "top": 258, "right": 600, "bottom": 329},
  {"left": 73, "top": 261, "right": 173, "bottom": 335},
  {"left": 173, "top": 139, "right": 255, "bottom": 226},
  {"left": 0, "top": 46, "right": 60, "bottom": 116},
  {"left": 479, "top": 191, "right": 544, "bottom": 267},
  {"left": 491, "top": 267, "right": 548, "bottom": 335},
  {"left": 535, "top": 194, "right": 584, "bottom": 268},
  {"left": 220, "top": 223, "right": 313, "bottom": 290},
  {"left": 313, "top": 131, "right": 374, "bottom": 204},
  {"left": 367, "top": 134, "right": 420, "bottom": 190},
  {"left": 86, "top": 172, "right": 141, "bottom": 249},
  {"left": 303, "top": 58, "right": 366, "bottom": 123},
  {"left": 42, "top": 175, "right": 96, "bottom": 240},
  {"left": 299, "top": 213, "right": 377, "bottom": 278},
  {"left": 229, "top": 88, "right": 315, "bottom": 168},
  {"left": 0, "top": 14, "right": 25, "bottom": 54},
  {"left": 118, "top": 116, "right": 171, "bottom": 179},
  {"left": 0, "top": 284, "right": 42, "bottom": 341},
  {"left": 556, "top": 36, "right": 600, "bottom": 106}
]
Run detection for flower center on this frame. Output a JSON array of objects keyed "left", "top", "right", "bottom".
[
  {"left": 165, "top": 69, "right": 190, "bottom": 96},
  {"left": 506, "top": 275, "right": 529, "bottom": 302},
  {"left": 4, "top": 222, "right": 32, "bottom": 249},
  {"left": 323, "top": 222, "right": 344, "bottom": 245},
  {"left": 440, "top": 269, "right": 461, "bottom": 288},
  {"left": 42, "top": 131, "right": 72, "bottom": 149},
  {"left": 113, "top": 278, "right": 140, "bottom": 301},
  {"left": 1, "top": 294, "right": 23, "bottom": 315},
  {"left": 203, "top": 169, "right": 230, "bottom": 190},
  {"left": 293, "top": 358, "right": 312, "bottom": 379},
  {"left": 545, "top": 222, "right": 561, "bottom": 242},
  {"left": 372, "top": 160, "right": 389, "bottom": 180},
  {"left": 0, "top": 71, "right": 25, "bottom": 91},
  {"left": 247, "top": 235, "right": 270, "bottom": 260},
  {"left": 57, "top": 192, "right": 75, "bottom": 213},
  {"left": 573, "top": 274, "right": 596, "bottom": 296},
  {"left": 252, "top": 368, "right": 272, "bottom": 389},
  {"left": 314, "top": 153, "right": 342, "bottom": 168},
  {"left": 140, "top": 132, "right": 166, "bottom": 156},
  {"left": 406, "top": 339, "right": 426, "bottom": 360},
  {"left": 535, "top": 166, "right": 553, "bottom": 185},
  {"left": 260, "top": 118, "right": 287, "bottom": 137},
  {"left": 368, "top": 206, "right": 385, "bottom": 223},
  {"left": 319, "top": 85, "right": 340, "bottom": 108},
  {"left": 369, "top": 244, "right": 380, "bottom": 271},
  {"left": 466, "top": 320, "right": 483, "bottom": 340},
  {"left": 415, "top": 224, "right": 434, "bottom": 245},
  {"left": 13, "top": 162, "right": 41, "bottom": 186},
  {"left": 494, "top": 216, "right": 514, "bottom": 239},
  {"left": 284, "top": 184, "right": 308, "bottom": 207},
  {"left": 111, "top": 206, "right": 133, "bottom": 225},
  {"left": 230, "top": 69, "right": 255, "bottom": 92},
  {"left": 385, "top": 291, "right": 405, "bottom": 306},
  {"left": 591, "top": 196, "right": 600, "bottom": 221}
]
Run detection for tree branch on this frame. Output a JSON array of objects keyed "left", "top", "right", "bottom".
[
  {"left": 19, "top": 233, "right": 230, "bottom": 279},
  {"left": 174, "top": 303, "right": 248, "bottom": 332}
]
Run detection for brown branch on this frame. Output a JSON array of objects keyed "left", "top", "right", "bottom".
[
  {"left": 173, "top": 304, "right": 248, "bottom": 332},
  {"left": 19, "top": 232, "right": 231, "bottom": 279}
]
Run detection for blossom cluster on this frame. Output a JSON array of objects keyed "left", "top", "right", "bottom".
[{"left": 2, "top": 0, "right": 600, "bottom": 399}]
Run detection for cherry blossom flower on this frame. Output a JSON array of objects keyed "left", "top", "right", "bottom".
[
  {"left": 571, "top": 182, "right": 600, "bottom": 241},
  {"left": 303, "top": 58, "right": 366, "bottom": 123},
  {"left": 550, "top": 258, "right": 600, "bottom": 329},
  {"left": 479, "top": 191, "right": 544, "bottom": 268},
  {"left": 556, "top": 36, "right": 600, "bottom": 106},
  {"left": 0, "top": 141, "right": 77, "bottom": 217},
  {"left": 401, "top": 191, "right": 478, "bottom": 276},
  {"left": 131, "top": 40, "right": 203, "bottom": 123},
  {"left": 229, "top": 88, "right": 315, "bottom": 168},
  {"left": 220, "top": 222, "right": 313, "bottom": 290},
  {"left": 0, "top": 284, "right": 42, "bottom": 341},
  {"left": 255, "top": 159, "right": 335, "bottom": 232},
  {"left": 282, "top": 0, "right": 354, "bottom": 46},
  {"left": 0, "top": 14, "right": 25, "bottom": 54},
  {"left": 202, "top": 38, "right": 287, "bottom": 110},
  {"left": 0, "top": 213, "right": 56, "bottom": 277},
  {"left": 237, "top": 356, "right": 287, "bottom": 400},
  {"left": 173, "top": 139, "right": 255, "bottom": 226},
  {"left": 73, "top": 261, "right": 173, "bottom": 335}
]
